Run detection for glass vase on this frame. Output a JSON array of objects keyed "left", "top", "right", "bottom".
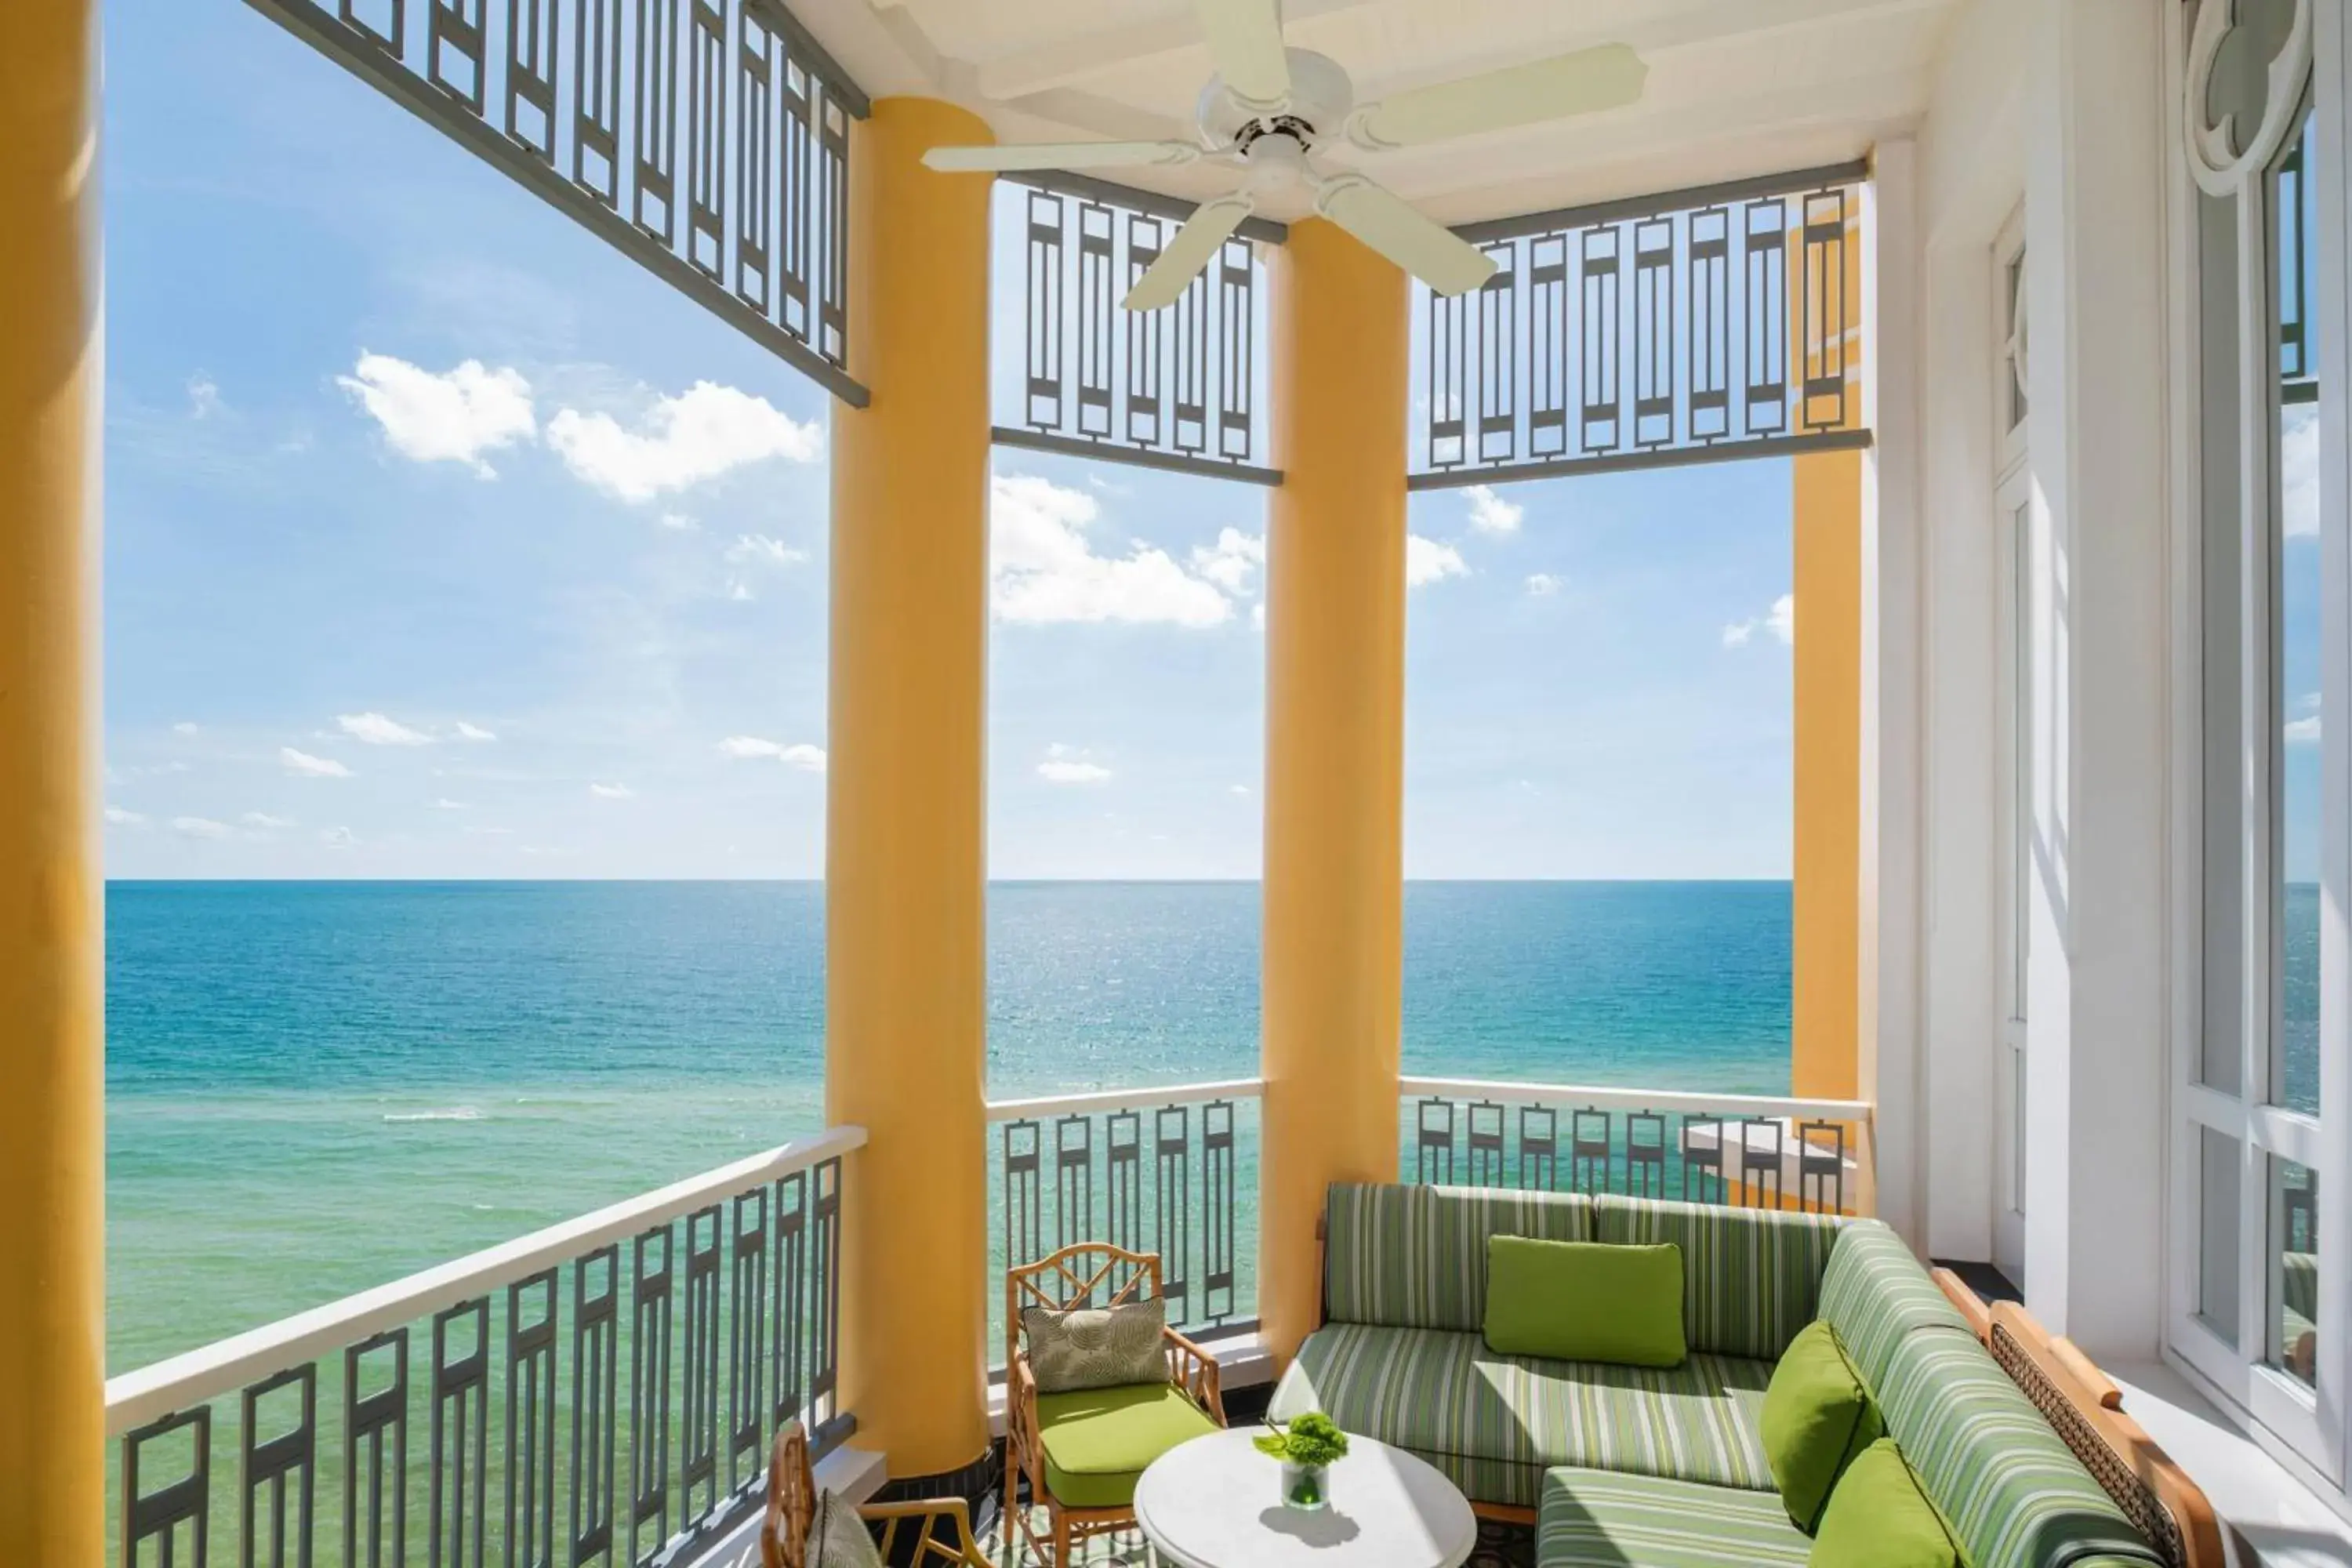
[{"left": 1279, "top": 1458, "right": 1330, "bottom": 1512}]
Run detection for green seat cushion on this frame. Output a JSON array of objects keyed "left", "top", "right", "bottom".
[
  {"left": 1875, "top": 1329, "right": 2161, "bottom": 1568},
  {"left": 1325, "top": 1182, "right": 1595, "bottom": 1331},
  {"left": 1536, "top": 1468, "right": 1813, "bottom": 1568},
  {"left": 1597, "top": 1196, "right": 1846, "bottom": 1362},
  {"left": 1815, "top": 1221, "right": 1975, "bottom": 1388},
  {"left": 1761, "top": 1320, "right": 1884, "bottom": 1532},
  {"left": 1277, "top": 1321, "right": 1775, "bottom": 1508},
  {"left": 1485, "top": 1236, "right": 1688, "bottom": 1367},
  {"left": 1809, "top": 1439, "right": 1964, "bottom": 1568},
  {"left": 1033, "top": 1383, "right": 1217, "bottom": 1510}
]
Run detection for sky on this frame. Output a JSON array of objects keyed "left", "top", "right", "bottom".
[{"left": 100, "top": 1, "right": 1795, "bottom": 881}]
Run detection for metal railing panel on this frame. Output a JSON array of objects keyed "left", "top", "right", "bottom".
[
  {"left": 986, "top": 1080, "right": 1264, "bottom": 1352},
  {"left": 110, "top": 1128, "right": 861, "bottom": 1568},
  {"left": 238, "top": 0, "right": 867, "bottom": 405}
]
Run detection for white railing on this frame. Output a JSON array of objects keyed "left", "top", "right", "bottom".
[
  {"left": 985, "top": 1080, "right": 1264, "bottom": 1346},
  {"left": 109, "top": 1125, "right": 863, "bottom": 1568},
  {"left": 1402, "top": 1076, "right": 1874, "bottom": 1215}
]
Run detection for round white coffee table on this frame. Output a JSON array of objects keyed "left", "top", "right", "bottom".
[{"left": 1133, "top": 1429, "right": 1477, "bottom": 1568}]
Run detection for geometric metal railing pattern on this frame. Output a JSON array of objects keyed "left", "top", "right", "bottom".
[
  {"left": 240, "top": 0, "right": 868, "bottom": 405},
  {"left": 1406, "top": 1094, "right": 1856, "bottom": 1215},
  {"left": 993, "top": 172, "right": 1280, "bottom": 486},
  {"left": 112, "top": 1149, "right": 846, "bottom": 1568},
  {"left": 2280, "top": 131, "right": 2318, "bottom": 407},
  {"left": 1411, "top": 160, "right": 1871, "bottom": 490},
  {"left": 989, "top": 1083, "right": 1258, "bottom": 1355}
]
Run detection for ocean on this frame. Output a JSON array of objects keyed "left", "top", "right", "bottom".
[{"left": 106, "top": 879, "right": 1792, "bottom": 1375}]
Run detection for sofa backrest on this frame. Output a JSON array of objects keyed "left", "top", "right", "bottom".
[
  {"left": 1875, "top": 1325, "right": 2161, "bottom": 1568},
  {"left": 1594, "top": 1194, "right": 1846, "bottom": 1362},
  {"left": 1323, "top": 1182, "right": 1593, "bottom": 1331},
  {"left": 1817, "top": 1218, "right": 1975, "bottom": 1388}
]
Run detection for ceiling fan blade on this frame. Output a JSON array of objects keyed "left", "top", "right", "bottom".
[
  {"left": 922, "top": 140, "right": 1200, "bottom": 174},
  {"left": 1349, "top": 43, "right": 1646, "bottom": 149},
  {"left": 1123, "top": 194, "right": 1257, "bottom": 312},
  {"left": 1195, "top": 0, "right": 1291, "bottom": 105},
  {"left": 1314, "top": 173, "right": 1497, "bottom": 297}
]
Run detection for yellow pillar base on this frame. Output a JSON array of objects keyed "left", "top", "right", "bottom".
[
  {"left": 0, "top": 2, "right": 103, "bottom": 1561},
  {"left": 1259, "top": 219, "right": 1410, "bottom": 1364},
  {"left": 824, "top": 96, "right": 994, "bottom": 1479}
]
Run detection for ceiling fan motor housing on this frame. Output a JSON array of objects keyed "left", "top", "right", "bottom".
[{"left": 1201, "top": 48, "right": 1354, "bottom": 152}]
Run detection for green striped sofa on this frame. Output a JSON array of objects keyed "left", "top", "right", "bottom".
[{"left": 1271, "top": 1184, "right": 2165, "bottom": 1568}]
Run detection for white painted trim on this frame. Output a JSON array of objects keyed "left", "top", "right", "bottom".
[
  {"left": 1398, "top": 1076, "right": 1872, "bottom": 1123},
  {"left": 103, "top": 1125, "right": 868, "bottom": 1436},
  {"left": 983, "top": 1079, "right": 1266, "bottom": 1122}
]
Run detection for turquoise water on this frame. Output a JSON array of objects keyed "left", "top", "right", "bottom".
[{"left": 107, "top": 880, "right": 1790, "bottom": 1373}]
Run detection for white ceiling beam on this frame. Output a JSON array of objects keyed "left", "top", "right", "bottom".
[{"left": 973, "top": 0, "right": 1950, "bottom": 105}]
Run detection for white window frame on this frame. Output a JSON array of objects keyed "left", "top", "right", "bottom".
[
  {"left": 2168, "top": 0, "right": 2350, "bottom": 1492},
  {"left": 1994, "top": 203, "right": 2032, "bottom": 1287}
]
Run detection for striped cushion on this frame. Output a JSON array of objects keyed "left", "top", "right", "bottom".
[
  {"left": 1324, "top": 1182, "right": 1595, "bottom": 1331},
  {"left": 1535, "top": 1468, "right": 1812, "bottom": 1568},
  {"left": 1817, "top": 1219, "right": 1975, "bottom": 1388},
  {"left": 1876, "top": 1327, "right": 2161, "bottom": 1568},
  {"left": 1275, "top": 1322, "right": 1775, "bottom": 1508},
  {"left": 1595, "top": 1196, "right": 1845, "bottom": 1361}
]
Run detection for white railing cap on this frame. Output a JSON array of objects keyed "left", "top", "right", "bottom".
[
  {"left": 1400, "top": 1075, "right": 1873, "bottom": 1123},
  {"left": 985, "top": 1078, "right": 1265, "bottom": 1122},
  {"left": 106, "top": 1123, "right": 866, "bottom": 1436}
]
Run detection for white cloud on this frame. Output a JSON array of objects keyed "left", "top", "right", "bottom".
[
  {"left": 337, "top": 353, "right": 536, "bottom": 477},
  {"left": 589, "top": 782, "right": 634, "bottom": 800},
  {"left": 105, "top": 806, "right": 147, "bottom": 827},
  {"left": 1723, "top": 593, "right": 1796, "bottom": 648},
  {"left": 429, "top": 798, "right": 469, "bottom": 811},
  {"left": 1526, "top": 572, "right": 1562, "bottom": 597},
  {"left": 546, "top": 382, "right": 821, "bottom": 502},
  {"left": 1037, "top": 743, "right": 1112, "bottom": 786},
  {"left": 338, "top": 711, "right": 434, "bottom": 746},
  {"left": 727, "top": 579, "right": 755, "bottom": 602},
  {"left": 2288, "top": 691, "right": 2321, "bottom": 744},
  {"left": 1229, "top": 784, "right": 1251, "bottom": 797},
  {"left": 1252, "top": 602, "right": 1267, "bottom": 631},
  {"left": 281, "top": 746, "right": 352, "bottom": 779},
  {"left": 454, "top": 721, "right": 497, "bottom": 742},
  {"left": 992, "top": 474, "right": 1234, "bottom": 627},
  {"left": 1406, "top": 535, "right": 1469, "bottom": 588},
  {"left": 172, "top": 720, "right": 200, "bottom": 736},
  {"left": 187, "top": 375, "right": 221, "bottom": 419},
  {"left": 659, "top": 512, "right": 700, "bottom": 532},
  {"left": 1189, "top": 528, "right": 1265, "bottom": 593},
  {"left": 1464, "top": 485, "right": 1523, "bottom": 535},
  {"left": 319, "top": 826, "right": 358, "bottom": 848},
  {"left": 717, "top": 735, "right": 826, "bottom": 771},
  {"left": 724, "top": 534, "right": 808, "bottom": 568},
  {"left": 172, "top": 815, "right": 230, "bottom": 840},
  {"left": 2284, "top": 403, "right": 2319, "bottom": 539},
  {"left": 240, "top": 811, "right": 295, "bottom": 829}
]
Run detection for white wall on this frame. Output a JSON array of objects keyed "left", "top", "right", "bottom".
[
  {"left": 1911, "top": 0, "right": 2030, "bottom": 1266},
  {"left": 2016, "top": 0, "right": 2172, "bottom": 1359}
]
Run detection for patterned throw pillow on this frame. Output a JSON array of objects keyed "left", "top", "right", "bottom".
[
  {"left": 1023, "top": 1298, "right": 1171, "bottom": 1394},
  {"left": 805, "top": 1488, "right": 884, "bottom": 1568}
]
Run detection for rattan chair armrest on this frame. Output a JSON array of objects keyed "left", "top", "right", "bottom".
[{"left": 1162, "top": 1325, "right": 1226, "bottom": 1424}]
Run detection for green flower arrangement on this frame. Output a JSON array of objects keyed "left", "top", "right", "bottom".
[{"left": 1255, "top": 1413, "right": 1349, "bottom": 1509}]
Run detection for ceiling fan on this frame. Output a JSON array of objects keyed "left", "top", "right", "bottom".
[{"left": 920, "top": 0, "right": 1647, "bottom": 310}]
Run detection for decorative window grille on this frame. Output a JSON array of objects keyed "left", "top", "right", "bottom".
[
  {"left": 1410, "top": 161, "right": 1871, "bottom": 488},
  {"left": 992, "top": 172, "right": 1281, "bottom": 485},
  {"left": 242, "top": 0, "right": 866, "bottom": 404}
]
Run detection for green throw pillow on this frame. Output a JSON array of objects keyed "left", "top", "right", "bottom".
[
  {"left": 1763, "top": 1319, "right": 1886, "bottom": 1532},
  {"left": 1482, "top": 1236, "right": 1686, "bottom": 1367},
  {"left": 1809, "top": 1439, "right": 1964, "bottom": 1568}
]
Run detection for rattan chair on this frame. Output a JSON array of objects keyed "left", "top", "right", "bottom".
[
  {"left": 1004, "top": 1243, "right": 1225, "bottom": 1566},
  {"left": 760, "top": 1421, "right": 990, "bottom": 1568}
]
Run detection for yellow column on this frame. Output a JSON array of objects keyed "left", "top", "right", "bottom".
[
  {"left": 0, "top": 0, "right": 103, "bottom": 1561},
  {"left": 1791, "top": 200, "right": 1866, "bottom": 1105},
  {"left": 1260, "top": 220, "right": 1409, "bottom": 1362},
  {"left": 824, "top": 97, "right": 993, "bottom": 1479}
]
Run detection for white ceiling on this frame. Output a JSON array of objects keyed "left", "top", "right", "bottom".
[{"left": 790, "top": 0, "right": 1963, "bottom": 225}]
